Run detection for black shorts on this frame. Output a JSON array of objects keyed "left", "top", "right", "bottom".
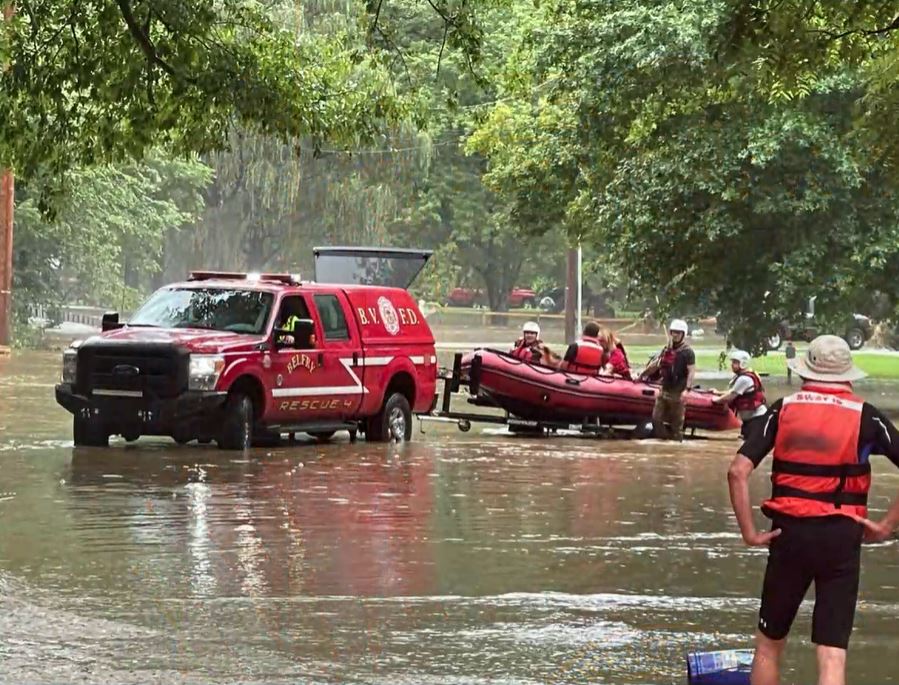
[{"left": 758, "top": 515, "right": 863, "bottom": 649}]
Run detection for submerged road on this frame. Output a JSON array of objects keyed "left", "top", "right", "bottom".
[{"left": 2, "top": 351, "right": 899, "bottom": 684}]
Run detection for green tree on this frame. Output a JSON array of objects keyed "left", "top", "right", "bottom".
[
  {"left": 469, "top": 0, "right": 899, "bottom": 350},
  {"left": 12, "top": 155, "right": 211, "bottom": 336}
]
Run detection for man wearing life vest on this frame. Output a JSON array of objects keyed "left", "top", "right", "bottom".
[
  {"left": 562, "top": 321, "right": 605, "bottom": 374},
  {"left": 712, "top": 349, "right": 768, "bottom": 437},
  {"left": 728, "top": 335, "right": 899, "bottom": 685},
  {"left": 643, "top": 319, "right": 695, "bottom": 440},
  {"left": 510, "top": 321, "right": 545, "bottom": 364}
]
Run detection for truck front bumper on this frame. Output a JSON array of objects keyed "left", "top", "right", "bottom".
[{"left": 55, "top": 383, "right": 228, "bottom": 437}]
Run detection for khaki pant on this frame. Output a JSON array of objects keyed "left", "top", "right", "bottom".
[{"left": 652, "top": 390, "right": 685, "bottom": 440}]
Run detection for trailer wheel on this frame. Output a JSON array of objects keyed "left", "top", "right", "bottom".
[
  {"left": 632, "top": 421, "right": 654, "bottom": 440},
  {"left": 368, "top": 393, "right": 412, "bottom": 442}
]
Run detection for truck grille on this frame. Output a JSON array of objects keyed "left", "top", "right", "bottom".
[{"left": 75, "top": 342, "right": 189, "bottom": 399}]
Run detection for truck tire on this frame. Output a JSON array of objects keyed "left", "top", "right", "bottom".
[
  {"left": 845, "top": 327, "right": 865, "bottom": 351},
  {"left": 367, "top": 393, "right": 412, "bottom": 443},
  {"left": 73, "top": 416, "right": 109, "bottom": 447},
  {"left": 218, "top": 392, "right": 253, "bottom": 450}
]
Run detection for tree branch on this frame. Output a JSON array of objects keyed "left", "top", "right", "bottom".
[
  {"left": 436, "top": 23, "right": 448, "bottom": 79},
  {"left": 115, "top": 0, "right": 179, "bottom": 78},
  {"left": 811, "top": 14, "right": 899, "bottom": 41}
]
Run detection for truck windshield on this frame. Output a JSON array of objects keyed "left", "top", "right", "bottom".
[{"left": 129, "top": 288, "right": 274, "bottom": 334}]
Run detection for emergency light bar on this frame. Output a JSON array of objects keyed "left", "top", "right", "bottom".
[{"left": 188, "top": 271, "right": 301, "bottom": 285}]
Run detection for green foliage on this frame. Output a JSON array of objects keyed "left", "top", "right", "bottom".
[
  {"left": 0, "top": 0, "right": 412, "bottom": 203},
  {"left": 470, "top": 0, "right": 899, "bottom": 352},
  {"left": 12, "top": 155, "right": 211, "bottom": 336}
]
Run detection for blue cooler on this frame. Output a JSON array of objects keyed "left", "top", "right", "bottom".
[{"left": 686, "top": 649, "right": 753, "bottom": 684}]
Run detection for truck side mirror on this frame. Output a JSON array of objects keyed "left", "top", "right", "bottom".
[{"left": 101, "top": 312, "right": 122, "bottom": 331}]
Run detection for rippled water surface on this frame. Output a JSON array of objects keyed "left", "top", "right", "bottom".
[{"left": 3, "top": 351, "right": 899, "bottom": 684}]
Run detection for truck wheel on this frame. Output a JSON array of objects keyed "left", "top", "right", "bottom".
[
  {"left": 218, "top": 392, "right": 253, "bottom": 450},
  {"left": 845, "top": 327, "right": 865, "bottom": 350},
  {"left": 73, "top": 416, "right": 109, "bottom": 447},
  {"left": 367, "top": 393, "right": 412, "bottom": 442},
  {"left": 123, "top": 431, "right": 140, "bottom": 443}
]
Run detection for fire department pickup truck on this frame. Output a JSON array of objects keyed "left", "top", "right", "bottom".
[{"left": 54, "top": 248, "right": 438, "bottom": 449}]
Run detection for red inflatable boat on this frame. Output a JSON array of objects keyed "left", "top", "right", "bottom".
[{"left": 461, "top": 349, "right": 740, "bottom": 432}]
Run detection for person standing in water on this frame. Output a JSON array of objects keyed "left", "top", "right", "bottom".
[
  {"left": 727, "top": 335, "right": 899, "bottom": 685},
  {"left": 642, "top": 319, "right": 695, "bottom": 440},
  {"left": 712, "top": 350, "right": 767, "bottom": 438}
]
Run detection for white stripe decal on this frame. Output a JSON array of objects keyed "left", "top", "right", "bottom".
[
  {"left": 782, "top": 392, "right": 863, "bottom": 413},
  {"left": 273, "top": 386, "right": 360, "bottom": 397},
  {"left": 409, "top": 356, "right": 425, "bottom": 364},
  {"left": 270, "top": 356, "right": 394, "bottom": 398}
]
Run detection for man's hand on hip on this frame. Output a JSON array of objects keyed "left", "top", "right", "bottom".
[{"left": 742, "top": 528, "right": 782, "bottom": 547}]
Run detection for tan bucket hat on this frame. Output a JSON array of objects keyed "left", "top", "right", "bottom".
[{"left": 787, "top": 334, "right": 867, "bottom": 382}]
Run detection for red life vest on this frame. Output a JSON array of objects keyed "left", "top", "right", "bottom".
[
  {"left": 510, "top": 338, "right": 542, "bottom": 363},
  {"left": 763, "top": 383, "right": 870, "bottom": 521},
  {"left": 729, "top": 369, "right": 766, "bottom": 413},
  {"left": 565, "top": 337, "right": 604, "bottom": 374}
]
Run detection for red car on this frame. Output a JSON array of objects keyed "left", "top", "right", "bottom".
[
  {"left": 55, "top": 248, "right": 438, "bottom": 449},
  {"left": 445, "top": 286, "right": 537, "bottom": 309}
]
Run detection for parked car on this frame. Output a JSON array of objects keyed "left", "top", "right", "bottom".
[
  {"left": 445, "top": 286, "right": 537, "bottom": 309},
  {"left": 766, "top": 313, "right": 873, "bottom": 351},
  {"left": 55, "top": 247, "right": 438, "bottom": 449},
  {"left": 537, "top": 286, "right": 616, "bottom": 317}
]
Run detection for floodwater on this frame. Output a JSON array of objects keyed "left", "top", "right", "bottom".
[{"left": 2, "top": 351, "right": 899, "bottom": 684}]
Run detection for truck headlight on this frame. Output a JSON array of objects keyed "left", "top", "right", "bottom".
[
  {"left": 62, "top": 348, "right": 78, "bottom": 384},
  {"left": 189, "top": 354, "right": 226, "bottom": 391}
]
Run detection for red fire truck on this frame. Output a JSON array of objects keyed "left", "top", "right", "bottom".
[{"left": 55, "top": 248, "right": 438, "bottom": 449}]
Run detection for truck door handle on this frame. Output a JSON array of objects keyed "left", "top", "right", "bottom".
[
  {"left": 353, "top": 352, "right": 359, "bottom": 366},
  {"left": 318, "top": 352, "right": 324, "bottom": 366}
]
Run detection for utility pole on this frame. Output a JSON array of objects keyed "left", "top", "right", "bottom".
[
  {"left": 0, "top": 170, "right": 11, "bottom": 349},
  {"left": 0, "top": 2, "right": 14, "bottom": 352},
  {"left": 564, "top": 247, "right": 578, "bottom": 344}
]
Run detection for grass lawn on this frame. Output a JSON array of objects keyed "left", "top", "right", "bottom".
[{"left": 623, "top": 345, "right": 899, "bottom": 380}]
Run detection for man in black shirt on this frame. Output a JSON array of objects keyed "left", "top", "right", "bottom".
[
  {"left": 727, "top": 335, "right": 899, "bottom": 685},
  {"left": 643, "top": 319, "right": 696, "bottom": 440}
]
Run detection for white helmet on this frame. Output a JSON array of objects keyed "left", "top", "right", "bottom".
[
  {"left": 669, "top": 319, "right": 689, "bottom": 334},
  {"left": 729, "top": 350, "right": 751, "bottom": 368},
  {"left": 522, "top": 321, "right": 541, "bottom": 336}
]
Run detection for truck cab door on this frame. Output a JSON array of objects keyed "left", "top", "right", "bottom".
[
  {"left": 270, "top": 294, "right": 332, "bottom": 423},
  {"left": 308, "top": 293, "right": 364, "bottom": 420}
]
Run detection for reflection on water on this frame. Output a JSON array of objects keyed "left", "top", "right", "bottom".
[{"left": 2, "top": 351, "right": 899, "bottom": 683}]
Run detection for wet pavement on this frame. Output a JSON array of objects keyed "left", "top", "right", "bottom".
[{"left": 2, "top": 351, "right": 899, "bottom": 684}]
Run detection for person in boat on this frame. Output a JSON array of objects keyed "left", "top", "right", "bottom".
[
  {"left": 597, "top": 327, "right": 632, "bottom": 380},
  {"left": 712, "top": 349, "right": 768, "bottom": 437},
  {"left": 728, "top": 335, "right": 899, "bottom": 685},
  {"left": 641, "top": 318, "right": 695, "bottom": 440},
  {"left": 561, "top": 321, "right": 604, "bottom": 374},
  {"left": 510, "top": 321, "right": 548, "bottom": 364}
]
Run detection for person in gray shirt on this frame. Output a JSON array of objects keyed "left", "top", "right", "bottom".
[{"left": 713, "top": 350, "right": 768, "bottom": 437}]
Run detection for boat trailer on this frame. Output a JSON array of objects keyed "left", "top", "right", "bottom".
[{"left": 419, "top": 353, "right": 651, "bottom": 439}]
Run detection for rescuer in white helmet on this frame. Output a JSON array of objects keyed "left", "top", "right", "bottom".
[
  {"left": 510, "top": 321, "right": 554, "bottom": 365},
  {"left": 713, "top": 349, "right": 769, "bottom": 437},
  {"left": 641, "top": 318, "right": 696, "bottom": 440}
]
